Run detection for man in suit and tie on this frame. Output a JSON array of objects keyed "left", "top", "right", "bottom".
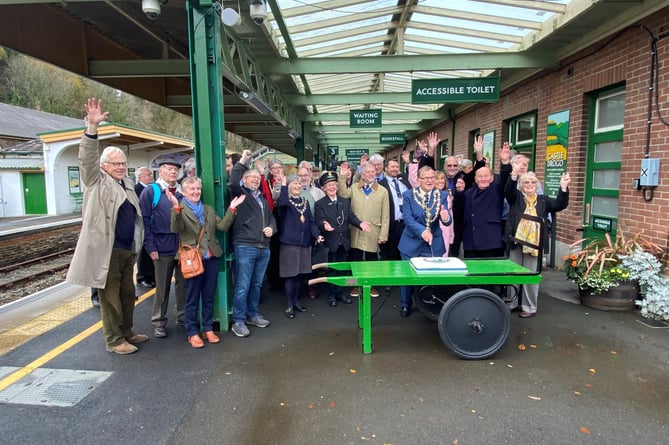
[
  {"left": 314, "top": 171, "right": 371, "bottom": 307},
  {"left": 377, "top": 158, "right": 412, "bottom": 260}
]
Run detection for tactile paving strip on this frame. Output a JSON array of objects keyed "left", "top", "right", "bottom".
[{"left": 0, "top": 367, "right": 112, "bottom": 407}]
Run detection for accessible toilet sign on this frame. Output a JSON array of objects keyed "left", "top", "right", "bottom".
[
  {"left": 350, "top": 109, "right": 382, "bottom": 128},
  {"left": 411, "top": 78, "right": 500, "bottom": 104}
]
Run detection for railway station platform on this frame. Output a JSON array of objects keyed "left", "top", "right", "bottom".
[{"left": 0, "top": 267, "right": 668, "bottom": 444}]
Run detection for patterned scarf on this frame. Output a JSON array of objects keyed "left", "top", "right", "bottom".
[
  {"left": 182, "top": 198, "right": 209, "bottom": 258},
  {"left": 515, "top": 194, "right": 539, "bottom": 256}
]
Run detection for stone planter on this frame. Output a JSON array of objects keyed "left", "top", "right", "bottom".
[{"left": 580, "top": 281, "right": 640, "bottom": 312}]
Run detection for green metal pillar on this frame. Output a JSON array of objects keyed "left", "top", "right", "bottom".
[{"left": 186, "top": 0, "right": 231, "bottom": 330}]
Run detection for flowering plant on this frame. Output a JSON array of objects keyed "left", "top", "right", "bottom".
[
  {"left": 620, "top": 248, "right": 669, "bottom": 320},
  {"left": 562, "top": 229, "right": 662, "bottom": 296}
]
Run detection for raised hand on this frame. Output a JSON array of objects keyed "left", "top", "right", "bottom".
[
  {"left": 230, "top": 194, "right": 246, "bottom": 209},
  {"left": 401, "top": 150, "right": 410, "bottom": 164},
  {"left": 427, "top": 131, "right": 440, "bottom": 151},
  {"left": 473, "top": 134, "right": 483, "bottom": 154},
  {"left": 560, "top": 172, "right": 571, "bottom": 190},
  {"left": 84, "top": 98, "right": 109, "bottom": 127},
  {"left": 165, "top": 189, "right": 179, "bottom": 207}
]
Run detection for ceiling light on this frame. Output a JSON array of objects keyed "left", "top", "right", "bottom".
[{"left": 237, "top": 90, "right": 273, "bottom": 115}]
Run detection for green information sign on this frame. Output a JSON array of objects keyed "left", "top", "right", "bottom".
[
  {"left": 350, "top": 109, "right": 382, "bottom": 128},
  {"left": 345, "top": 148, "right": 369, "bottom": 165},
  {"left": 380, "top": 133, "right": 405, "bottom": 144},
  {"left": 327, "top": 145, "right": 339, "bottom": 155},
  {"left": 593, "top": 217, "right": 612, "bottom": 232},
  {"left": 411, "top": 77, "right": 500, "bottom": 104},
  {"left": 544, "top": 110, "right": 570, "bottom": 199}
]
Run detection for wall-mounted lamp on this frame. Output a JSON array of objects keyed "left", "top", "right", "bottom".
[
  {"left": 221, "top": 7, "right": 241, "bottom": 27},
  {"left": 287, "top": 128, "right": 300, "bottom": 139},
  {"left": 238, "top": 90, "right": 274, "bottom": 115}
]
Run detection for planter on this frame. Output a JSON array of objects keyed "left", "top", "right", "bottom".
[{"left": 580, "top": 281, "right": 640, "bottom": 312}]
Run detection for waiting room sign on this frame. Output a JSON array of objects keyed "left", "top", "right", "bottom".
[{"left": 411, "top": 78, "right": 500, "bottom": 104}]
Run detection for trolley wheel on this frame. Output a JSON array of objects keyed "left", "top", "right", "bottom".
[
  {"left": 414, "top": 285, "right": 469, "bottom": 322},
  {"left": 437, "top": 288, "right": 511, "bottom": 360}
]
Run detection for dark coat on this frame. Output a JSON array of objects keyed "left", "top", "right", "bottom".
[
  {"left": 228, "top": 161, "right": 277, "bottom": 248},
  {"left": 276, "top": 186, "right": 319, "bottom": 247},
  {"left": 314, "top": 195, "right": 363, "bottom": 253},
  {"left": 378, "top": 174, "right": 412, "bottom": 223},
  {"left": 504, "top": 177, "right": 569, "bottom": 252},
  {"left": 453, "top": 163, "right": 511, "bottom": 252},
  {"left": 140, "top": 182, "right": 182, "bottom": 256}
]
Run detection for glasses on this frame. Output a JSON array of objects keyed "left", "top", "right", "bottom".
[
  {"left": 298, "top": 174, "right": 310, "bottom": 178},
  {"left": 446, "top": 164, "right": 458, "bottom": 167},
  {"left": 419, "top": 176, "right": 435, "bottom": 181},
  {"left": 522, "top": 181, "right": 537, "bottom": 185},
  {"left": 105, "top": 161, "right": 127, "bottom": 167}
]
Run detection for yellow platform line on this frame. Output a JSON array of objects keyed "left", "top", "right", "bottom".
[{"left": 0, "top": 289, "right": 154, "bottom": 392}]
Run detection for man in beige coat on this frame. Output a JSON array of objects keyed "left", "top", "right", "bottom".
[
  {"left": 338, "top": 162, "right": 389, "bottom": 298},
  {"left": 66, "top": 98, "right": 147, "bottom": 355}
]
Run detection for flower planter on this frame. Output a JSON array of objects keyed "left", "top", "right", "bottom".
[{"left": 580, "top": 281, "right": 639, "bottom": 312}]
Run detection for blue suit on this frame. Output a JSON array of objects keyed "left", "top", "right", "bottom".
[
  {"left": 398, "top": 187, "right": 451, "bottom": 308},
  {"left": 398, "top": 188, "right": 450, "bottom": 258}
]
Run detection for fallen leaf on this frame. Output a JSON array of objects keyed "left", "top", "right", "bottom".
[
  {"left": 528, "top": 395, "right": 541, "bottom": 401},
  {"left": 530, "top": 344, "right": 537, "bottom": 349},
  {"left": 307, "top": 403, "right": 314, "bottom": 409},
  {"left": 279, "top": 402, "right": 286, "bottom": 407},
  {"left": 585, "top": 383, "right": 593, "bottom": 387},
  {"left": 574, "top": 391, "right": 581, "bottom": 395},
  {"left": 580, "top": 427, "right": 591, "bottom": 434},
  {"left": 453, "top": 439, "right": 459, "bottom": 445},
  {"left": 224, "top": 371, "right": 232, "bottom": 375},
  {"left": 329, "top": 401, "right": 336, "bottom": 409},
  {"left": 610, "top": 350, "right": 617, "bottom": 355},
  {"left": 329, "top": 352, "right": 335, "bottom": 356},
  {"left": 507, "top": 364, "right": 513, "bottom": 368},
  {"left": 471, "top": 409, "right": 476, "bottom": 413},
  {"left": 350, "top": 369, "right": 357, "bottom": 374},
  {"left": 518, "top": 344, "right": 526, "bottom": 351},
  {"left": 588, "top": 368, "right": 596, "bottom": 374}
]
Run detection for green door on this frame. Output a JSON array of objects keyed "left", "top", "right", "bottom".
[
  {"left": 22, "top": 172, "right": 47, "bottom": 214},
  {"left": 583, "top": 88, "right": 625, "bottom": 240}
]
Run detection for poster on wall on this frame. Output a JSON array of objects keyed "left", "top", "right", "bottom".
[
  {"left": 544, "top": 110, "right": 570, "bottom": 198},
  {"left": 482, "top": 131, "right": 495, "bottom": 171},
  {"left": 68, "top": 166, "right": 81, "bottom": 194}
]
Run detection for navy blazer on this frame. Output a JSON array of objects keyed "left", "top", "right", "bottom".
[{"left": 398, "top": 188, "right": 450, "bottom": 258}]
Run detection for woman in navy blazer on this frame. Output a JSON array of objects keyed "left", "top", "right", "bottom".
[{"left": 397, "top": 166, "right": 452, "bottom": 317}]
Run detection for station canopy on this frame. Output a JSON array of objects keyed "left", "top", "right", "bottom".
[{"left": 0, "top": 0, "right": 662, "bottom": 157}]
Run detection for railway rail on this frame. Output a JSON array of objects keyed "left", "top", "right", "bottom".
[{"left": 0, "top": 249, "right": 73, "bottom": 305}]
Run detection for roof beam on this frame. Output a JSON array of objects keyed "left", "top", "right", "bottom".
[{"left": 265, "top": 52, "right": 557, "bottom": 75}]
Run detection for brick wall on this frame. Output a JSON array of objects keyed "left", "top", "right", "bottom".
[
  {"left": 405, "top": 8, "right": 669, "bottom": 256},
  {"left": 0, "top": 224, "right": 80, "bottom": 268}
]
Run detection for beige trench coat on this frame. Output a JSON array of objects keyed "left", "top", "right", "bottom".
[
  {"left": 338, "top": 176, "right": 389, "bottom": 253},
  {"left": 66, "top": 135, "right": 143, "bottom": 288}
]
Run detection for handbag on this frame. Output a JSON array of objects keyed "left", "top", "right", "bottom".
[{"left": 178, "top": 227, "right": 205, "bottom": 279}]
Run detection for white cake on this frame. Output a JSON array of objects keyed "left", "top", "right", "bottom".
[{"left": 410, "top": 257, "right": 467, "bottom": 273}]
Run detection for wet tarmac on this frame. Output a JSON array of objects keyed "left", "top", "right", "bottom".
[{"left": 1, "top": 270, "right": 668, "bottom": 444}]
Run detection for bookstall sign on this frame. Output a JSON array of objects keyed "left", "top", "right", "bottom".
[
  {"left": 544, "top": 110, "right": 570, "bottom": 199},
  {"left": 380, "top": 133, "right": 405, "bottom": 144}
]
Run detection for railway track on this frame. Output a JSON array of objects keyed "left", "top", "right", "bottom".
[{"left": 0, "top": 249, "right": 74, "bottom": 305}]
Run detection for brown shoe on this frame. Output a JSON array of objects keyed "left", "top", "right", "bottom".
[
  {"left": 350, "top": 288, "right": 359, "bottom": 298},
  {"left": 125, "top": 333, "right": 149, "bottom": 344},
  {"left": 188, "top": 335, "right": 205, "bottom": 348},
  {"left": 308, "top": 289, "right": 318, "bottom": 300},
  {"left": 371, "top": 287, "right": 380, "bottom": 298},
  {"left": 204, "top": 331, "right": 220, "bottom": 344},
  {"left": 106, "top": 341, "right": 138, "bottom": 355}
]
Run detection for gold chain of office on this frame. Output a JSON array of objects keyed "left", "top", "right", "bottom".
[{"left": 412, "top": 188, "right": 441, "bottom": 231}]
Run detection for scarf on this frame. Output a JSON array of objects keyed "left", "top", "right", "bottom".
[
  {"left": 515, "top": 193, "right": 539, "bottom": 256},
  {"left": 182, "top": 198, "right": 210, "bottom": 259}
]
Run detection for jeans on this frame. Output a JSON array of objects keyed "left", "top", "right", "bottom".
[
  {"left": 184, "top": 256, "right": 219, "bottom": 337},
  {"left": 232, "top": 245, "right": 270, "bottom": 324}
]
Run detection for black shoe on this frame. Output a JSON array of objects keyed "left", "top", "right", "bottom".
[
  {"left": 337, "top": 294, "right": 352, "bottom": 304},
  {"left": 285, "top": 308, "right": 295, "bottom": 319},
  {"left": 328, "top": 299, "right": 337, "bottom": 307},
  {"left": 400, "top": 306, "right": 410, "bottom": 317},
  {"left": 294, "top": 304, "right": 307, "bottom": 313},
  {"left": 91, "top": 295, "right": 100, "bottom": 308},
  {"left": 137, "top": 280, "right": 154, "bottom": 288}
]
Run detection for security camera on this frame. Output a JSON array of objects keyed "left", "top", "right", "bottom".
[
  {"left": 142, "top": 0, "right": 161, "bottom": 20},
  {"left": 249, "top": 1, "right": 268, "bottom": 25}
]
